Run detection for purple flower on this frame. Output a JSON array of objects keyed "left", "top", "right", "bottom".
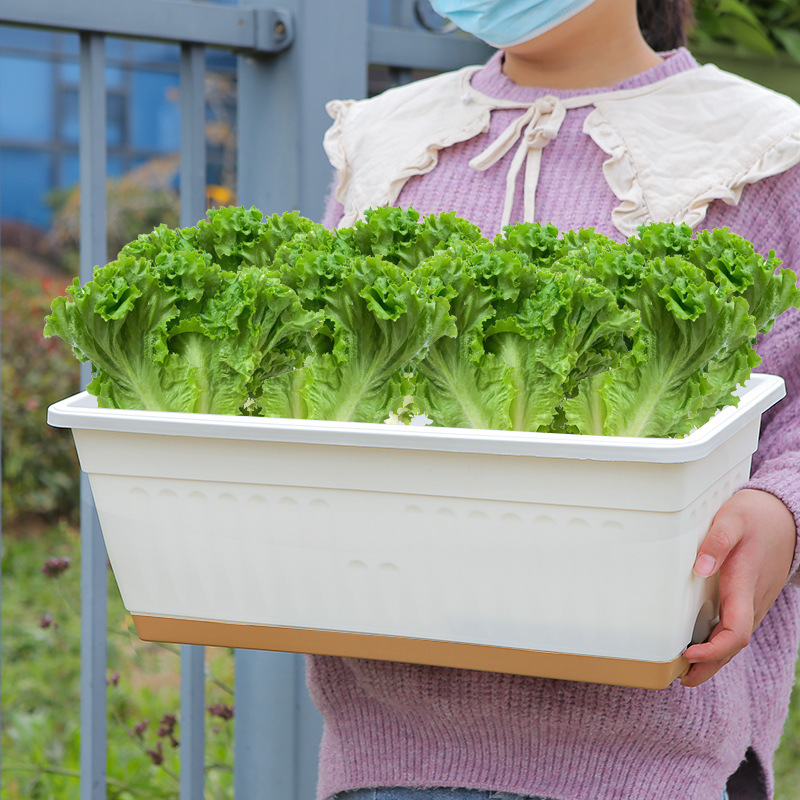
[
  {"left": 38, "top": 614, "right": 53, "bottom": 629},
  {"left": 207, "top": 702, "right": 234, "bottom": 720},
  {"left": 131, "top": 719, "right": 149, "bottom": 739},
  {"left": 146, "top": 742, "right": 163, "bottom": 765},
  {"left": 106, "top": 672, "right": 120, "bottom": 687},
  {"left": 157, "top": 713, "right": 177, "bottom": 738},
  {"left": 41, "top": 556, "right": 71, "bottom": 578}
]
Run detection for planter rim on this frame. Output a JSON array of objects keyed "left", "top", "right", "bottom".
[{"left": 47, "top": 372, "right": 786, "bottom": 465}]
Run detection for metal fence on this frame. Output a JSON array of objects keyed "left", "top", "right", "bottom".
[{"left": 0, "top": 2, "right": 491, "bottom": 798}]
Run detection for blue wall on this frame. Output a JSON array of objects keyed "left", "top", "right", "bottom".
[
  {"left": 0, "top": 0, "right": 435, "bottom": 230},
  {"left": 0, "top": 25, "right": 231, "bottom": 229}
]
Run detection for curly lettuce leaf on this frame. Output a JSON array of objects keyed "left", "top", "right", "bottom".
[
  {"left": 493, "top": 222, "right": 562, "bottom": 268},
  {"left": 686, "top": 227, "right": 800, "bottom": 334},
  {"left": 247, "top": 360, "right": 310, "bottom": 420},
  {"left": 188, "top": 206, "right": 323, "bottom": 271},
  {"left": 627, "top": 221, "right": 695, "bottom": 260},
  {"left": 688, "top": 342, "right": 762, "bottom": 430},
  {"left": 564, "top": 256, "right": 758, "bottom": 437},
  {"left": 338, "top": 207, "right": 485, "bottom": 270},
  {"left": 631, "top": 223, "right": 800, "bottom": 334},
  {"left": 118, "top": 222, "right": 196, "bottom": 263},
  {"left": 119, "top": 206, "right": 328, "bottom": 275},
  {"left": 271, "top": 226, "right": 352, "bottom": 272},
  {"left": 496, "top": 223, "right": 617, "bottom": 272},
  {"left": 44, "top": 252, "right": 319, "bottom": 414},
  {"left": 412, "top": 251, "right": 516, "bottom": 429},
  {"left": 44, "top": 255, "right": 194, "bottom": 411},
  {"left": 412, "top": 244, "right": 636, "bottom": 432},
  {"left": 399, "top": 210, "right": 485, "bottom": 269},
  {"left": 168, "top": 268, "right": 320, "bottom": 414},
  {"left": 485, "top": 265, "right": 638, "bottom": 432},
  {"left": 337, "top": 206, "right": 422, "bottom": 264},
  {"left": 551, "top": 240, "right": 648, "bottom": 300},
  {"left": 257, "top": 256, "right": 456, "bottom": 423}
]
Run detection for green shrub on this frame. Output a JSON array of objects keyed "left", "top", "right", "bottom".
[
  {"left": 691, "top": 0, "right": 800, "bottom": 62},
  {"left": 1, "top": 271, "right": 80, "bottom": 524},
  {"left": 0, "top": 522, "right": 235, "bottom": 799}
]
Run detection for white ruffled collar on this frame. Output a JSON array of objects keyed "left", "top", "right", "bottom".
[
  {"left": 461, "top": 62, "right": 800, "bottom": 235},
  {"left": 324, "top": 60, "right": 800, "bottom": 235}
]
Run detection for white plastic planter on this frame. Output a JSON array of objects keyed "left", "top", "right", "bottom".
[{"left": 48, "top": 373, "right": 785, "bottom": 689}]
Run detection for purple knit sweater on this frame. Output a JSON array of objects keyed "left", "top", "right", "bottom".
[{"left": 311, "top": 48, "right": 800, "bottom": 800}]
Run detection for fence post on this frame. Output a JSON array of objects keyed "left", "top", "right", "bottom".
[
  {"left": 389, "top": 0, "right": 415, "bottom": 85},
  {"left": 179, "top": 38, "right": 208, "bottom": 800},
  {"left": 236, "top": 0, "right": 368, "bottom": 221},
  {"left": 79, "top": 30, "right": 108, "bottom": 800},
  {"left": 234, "top": 2, "right": 367, "bottom": 798}
]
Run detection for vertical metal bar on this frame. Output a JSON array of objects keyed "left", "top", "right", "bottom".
[
  {"left": 234, "top": 2, "right": 367, "bottom": 797},
  {"left": 236, "top": 1, "right": 490, "bottom": 786},
  {"left": 237, "top": 0, "right": 369, "bottom": 221},
  {"left": 79, "top": 31, "right": 108, "bottom": 800},
  {"left": 180, "top": 43, "right": 208, "bottom": 226},
  {"left": 179, "top": 39, "right": 207, "bottom": 800},
  {"left": 234, "top": 651, "right": 298, "bottom": 799},
  {"left": 389, "top": 0, "right": 414, "bottom": 86},
  {"left": 180, "top": 646, "right": 206, "bottom": 800}
]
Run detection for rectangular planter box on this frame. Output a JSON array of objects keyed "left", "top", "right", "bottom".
[{"left": 48, "top": 373, "right": 786, "bottom": 689}]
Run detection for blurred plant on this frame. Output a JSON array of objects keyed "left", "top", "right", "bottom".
[
  {"left": 41, "top": 555, "right": 71, "bottom": 577},
  {"left": 207, "top": 702, "right": 234, "bottom": 721},
  {"left": 47, "top": 74, "right": 238, "bottom": 276},
  {"left": 691, "top": 0, "right": 800, "bottom": 62},
  {"left": 1, "top": 272, "right": 80, "bottom": 524},
  {"left": 204, "top": 72, "right": 237, "bottom": 194},
  {"left": 47, "top": 156, "right": 181, "bottom": 275},
  {"left": 2, "top": 521, "right": 237, "bottom": 798}
]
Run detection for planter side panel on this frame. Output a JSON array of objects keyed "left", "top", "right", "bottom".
[{"left": 85, "top": 451, "right": 748, "bottom": 663}]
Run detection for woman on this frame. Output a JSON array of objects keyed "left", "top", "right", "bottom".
[{"left": 310, "top": 1, "right": 800, "bottom": 797}]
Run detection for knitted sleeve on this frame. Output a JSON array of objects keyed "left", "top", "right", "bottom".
[
  {"left": 719, "top": 164, "right": 800, "bottom": 582},
  {"left": 744, "top": 304, "right": 800, "bottom": 584}
]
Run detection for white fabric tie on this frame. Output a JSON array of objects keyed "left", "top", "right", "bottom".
[{"left": 469, "top": 94, "right": 569, "bottom": 230}]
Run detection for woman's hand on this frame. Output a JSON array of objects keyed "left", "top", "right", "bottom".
[{"left": 681, "top": 489, "right": 796, "bottom": 687}]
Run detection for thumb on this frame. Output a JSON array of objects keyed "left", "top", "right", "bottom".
[{"left": 693, "top": 518, "right": 742, "bottom": 578}]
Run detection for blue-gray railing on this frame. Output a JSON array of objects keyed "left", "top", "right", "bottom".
[{"left": 0, "top": 2, "right": 491, "bottom": 798}]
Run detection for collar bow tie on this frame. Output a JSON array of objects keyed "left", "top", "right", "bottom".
[{"left": 469, "top": 94, "right": 571, "bottom": 229}]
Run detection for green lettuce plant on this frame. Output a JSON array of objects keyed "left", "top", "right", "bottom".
[
  {"left": 44, "top": 206, "right": 800, "bottom": 438},
  {"left": 44, "top": 208, "right": 321, "bottom": 414},
  {"left": 560, "top": 223, "right": 799, "bottom": 436}
]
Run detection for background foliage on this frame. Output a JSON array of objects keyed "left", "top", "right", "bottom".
[
  {"left": 691, "top": 0, "right": 800, "bottom": 62},
  {"left": 46, "top": 157, "right": 181, "bottom": 276},
  {"left": 1, "top": 523, "right": 236, "bottom": 799},
  {"left": 1, "top": 272, "right": 79, "bottom": 523}
]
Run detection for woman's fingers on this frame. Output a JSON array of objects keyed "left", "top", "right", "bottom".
[
  {"left": 681, "top": 569, "right": 755, "bottom": 686},
  {"left": 679, "top": 490, "right": 796, "bottom": 687},
  {"left": 692, "top": 519, "right": 740, "bottom": 579}
]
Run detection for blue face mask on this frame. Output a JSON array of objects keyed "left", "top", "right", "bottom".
[{"left": 428, "top": 0, "right": 601, "bottom": 48}]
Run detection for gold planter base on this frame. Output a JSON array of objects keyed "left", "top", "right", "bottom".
[{"left": 132, "top": 614, "right": 689, "bottom": 690}]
